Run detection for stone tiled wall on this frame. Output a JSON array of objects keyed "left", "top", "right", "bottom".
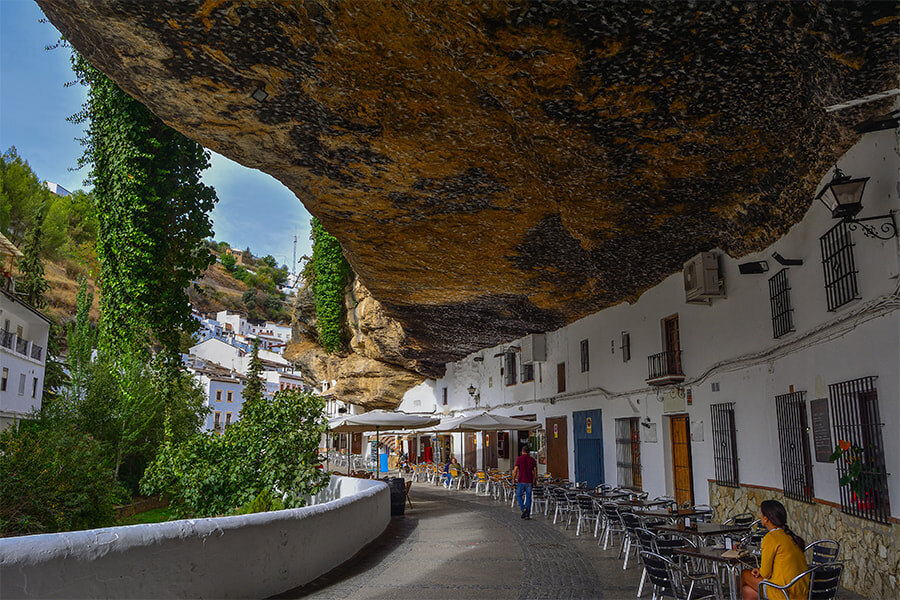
[{"left": 709, "top": 482, "right": 898, "bottom": 599}]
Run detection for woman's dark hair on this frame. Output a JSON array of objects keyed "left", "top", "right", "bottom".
[{"left": 761, "top": 500, "right": 805, "bottom": 550}]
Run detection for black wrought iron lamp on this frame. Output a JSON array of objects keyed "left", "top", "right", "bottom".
[{"left": 816, "top": 167, "right": 897, "bottom": 240}]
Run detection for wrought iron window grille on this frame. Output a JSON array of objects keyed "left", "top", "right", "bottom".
[
  {"left": 768, "top": 269, "right": 795, "bottom": 339},
  {"left": 774, "top": 391, "right": 814, "bottom": 503},
  {"left": 711, "top": 402, "right": 739, "bottom": 487},
  {"left": 819, "top": 221, "right": 859, "bottom": 311},
  {"left": 828, "top": 376, "right": 890, "bottom": 524},
  {"left": 615, "top": 417, "right": 642, "bottom": 491}
]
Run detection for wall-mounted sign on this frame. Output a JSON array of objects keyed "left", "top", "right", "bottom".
[
  {"left": 586, "top": 417, "right": 593, "bottom": 434},
  {"left": 686, "top": 388, "right": 693, "bottom": 406},
  {"left": 810, "top": 398, "right": 833, "bottom": 462},
  {"left": 553, "top": 423, "right": 559, "bottom": 438}
]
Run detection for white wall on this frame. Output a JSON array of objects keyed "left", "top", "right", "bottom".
[
  {"left": 198, "top": 375, "right": 246, "bottom": 432},
  {"left": 402, "top": 127, "right": 900, "bottom": 515},
  {"left": 0, "top": 476, "right": 390, "bottom": 599},
  {"left": 0, "top": 292, "right": 50, "bottom": 427}
]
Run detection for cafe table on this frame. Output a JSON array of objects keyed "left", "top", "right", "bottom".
[
  {"left": 652, "top": 522, "right": 749, "bottom": 546},
  {"left": 615, "top": 498, "right": 672, "bottom": 509},
  {"left": 636, "top": 507, "right": 711, "bottom": 520},
  {"left": 674, "top": 546, "right": 759, "bottom": 600}
]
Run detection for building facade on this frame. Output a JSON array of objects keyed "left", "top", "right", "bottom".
[
  {"left": 0, "top": 289, "right": 51, "bottom": 431},
  {"left": 398, "top": 127, "right": 899, "bottom": 597}
]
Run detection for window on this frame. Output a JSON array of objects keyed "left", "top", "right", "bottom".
[
  {"left": 769, "top": 269, "right": 795, "bottom": 338},
  {"left": 621, "top": 332, "right": 631, "bottom": 363},
  {"left": 442, "top": 387, "right": 448, "bottom": 406},
  {"left": 215, "top": 389, "right": 222, "bottom": 401},
  {"left": 32, "top": 377, "right": 38, "bottom": 398},
  {"left": 580, "top": 339, "right": 589, "bottom": 372},
  {"left": 521, "top": 362, "right": 534, "bottom": 383},
  {"left": 226, "top": 391, "right": 233, "bottom": 402},
  {"left": 710, "top": 402, "right": 739, "bottom": 487},
  {"left": 557, "top": 362, "right": 566, "bottom": 393},
  {"left": 214, "top": 412, "right": 222, "bottom": 430},
  {"left": 225, "top": 412, "right": 233, "bottom": 429},
  {"left": 1, "top": 367, "right": 7, "bottom": 392},
  {"left": 774, "top": 391, "right": 814, "bottom": 503},
  {"left": 497, "top": 432, "right": 509, "bottom": 459},
  {"left": 504, "top": 352, "right": 517, "bottom": 386},
  {"left": 820, "top": 221, "right": 859, "bottom": 311},
  {"left": 828, "top": 376, "right": 890, "bottom": 523},
  {"left": 18, "top": 374, "right": 26, "bottom": 396},
  {"left": 615, "top": 417, "right": 642, "bottom": 490}
]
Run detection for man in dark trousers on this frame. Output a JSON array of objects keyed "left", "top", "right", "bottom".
[{"left": 512, "top": 445, "right": 538, "bottom": 519}]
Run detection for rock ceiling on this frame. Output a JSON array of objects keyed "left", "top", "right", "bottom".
[{"left": 39, "top": 1, "right": 898, "bottom": 376}]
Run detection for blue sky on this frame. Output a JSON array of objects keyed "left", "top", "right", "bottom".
[{"left": 0, "top": 0, "right": 312, "bottom": 270}]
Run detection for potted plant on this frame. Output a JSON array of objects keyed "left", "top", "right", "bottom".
[{"left": 828, "top": 439, "right": 878, "bottom": 510}]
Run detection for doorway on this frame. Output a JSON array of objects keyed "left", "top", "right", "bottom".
[
  {"left": 663, "top": 314, "right": 682, "bottom": 374},
  {"left": 573, "top": 409, "right": 604, "bottom": 488},
  {"left": 482, "top": 432, "right": 498, "bottom": 470},
  {"left": 669, "top": 414, "right": 694, "bottom": 505},
  {"left": 546, "top": 416, "right": 569, "bottom": 479},
  {"left": 464, "top": 432, "right": 477, "bottom": 470}
]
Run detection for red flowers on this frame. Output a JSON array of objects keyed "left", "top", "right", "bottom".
[{"left": 838, "top": 439, "right": 851, "bottom": 451}]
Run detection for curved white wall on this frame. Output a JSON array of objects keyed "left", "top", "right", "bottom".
[{"left": 0, "top": 476, "right": 390, "bottom": 599}]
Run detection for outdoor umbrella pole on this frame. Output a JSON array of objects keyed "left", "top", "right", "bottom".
[{"left": 376, "top": 425, "right": 380, "bottom": 479}]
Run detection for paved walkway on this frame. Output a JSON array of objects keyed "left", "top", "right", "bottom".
[{"left": 275, "top": 482, "right": 862, "bottom": 600}]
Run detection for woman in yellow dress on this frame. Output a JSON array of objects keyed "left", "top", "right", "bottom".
[{"left": 740, "top": 500, "right": 809, "bottom": 600}]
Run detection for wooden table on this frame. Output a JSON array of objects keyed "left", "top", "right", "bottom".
[
  {"left": 637, "top": 508, "right": 710, "bottom": 520},
  {"left": 615, "top": 498, "right": 672, "bottom": 509},
  {"left": 674, "top": 546, "right": 759, "bottom": 600}
]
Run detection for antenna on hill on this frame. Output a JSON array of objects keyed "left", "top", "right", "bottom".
[{"left": 292, "top": 233, "right": 297, "bottom": 277}]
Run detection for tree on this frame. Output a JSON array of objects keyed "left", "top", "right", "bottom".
[
  {"left": 141, "top": 388, "right": 328, "bottom": 518},
  {"left": 70, "top": 53, "right": 217, "bottom": 368},
  {"left": 242, "top": 338, "right": 265, "bottom": 407},
  {"left": 66, "top": 276, "right": 96, "bottom": 403},
  {"left": 221, "top": 253, "right": 236, "bottom": 271},
  {"left": 15, "top": 203, "right": 50, "bottom": 308}
]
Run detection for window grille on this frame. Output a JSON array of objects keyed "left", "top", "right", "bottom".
[
  {"left": 774, "top": 391, "right": 814, "bottom": 503},
  {"left": 504, "top": 352, "right": 517, "bottom": 386},
  {"left": 621, "top": 332, "right": 631, "bottom": 362},
  {"left": 710, "top": 402, "right": 739, "bottom": 487},
  {"left": 521, "top": 362, "right": 534, "bottom": 383},
  {"left": 768, "top": 269, "right": 795, "bottom": 338},
  {"left": 615, "top": 417, "right": 642, "bottom": 490},
  {"left": 442, "top": 387, "right": 448, "bottom": 406},
  {"left": 580, "top": 339, "right": 590, "bottom": 372},
  {"left": 828, "top": 376, "right": 890, "bottom": 523},
  {"left": 557, "top": 362, "right": 566, "bottom": 393},
  {"left": 820, "top": 221, "right": 859, "bottom": 311}
]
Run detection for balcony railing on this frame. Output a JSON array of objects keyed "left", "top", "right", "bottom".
[
  {"left": 31, "top": 344, "right": 43, "bottom": 361},
  {"left": 0, "top": 329, "right": 13, "bottom": 350},
  {"left": 15, "top": 336, "right": 28, "bottom": 355},
  {"left": 646, "top": 350, "right": 684, "bottom": 385}
]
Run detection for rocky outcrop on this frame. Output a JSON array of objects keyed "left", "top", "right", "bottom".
[
  {"left": 37, "top": 1, "right": 899, "bottom": 375},
  {"left": 286, "top": 275, "right": 424, "bottom": 409}
]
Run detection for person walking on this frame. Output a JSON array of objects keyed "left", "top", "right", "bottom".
[{"left": 512, "top": 445, "right": 538, "bottom": 519}]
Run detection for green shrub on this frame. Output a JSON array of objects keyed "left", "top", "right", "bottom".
[
  {"left": 0, "top": 416, "right": 126, "bottom": 536},
  {"left": 310, "top": 218, "right": 350, "bottom": 353}
]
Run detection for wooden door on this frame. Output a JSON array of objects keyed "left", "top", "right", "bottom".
[
  {"left": 483, "top": 432, "right": 498, "bottom": 470},
  {"left": 351, "top": 432, "right": 362, "bottom": 455},
  {"left": 670, "top": 415, "right": 694, "bottom": 506},
  {"left": 546, "top": 416, "right": 569, "bottom": 480},
  {"left": 408, "top": 437, "right": 418, "bottom": 463},
  {"left": 663, "top": 315, "right": 681, "bottom": 374},
  {"left": 464, "top": 432, "right": 477, "bottom": 470}
]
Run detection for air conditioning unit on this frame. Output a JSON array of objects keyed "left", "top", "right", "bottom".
[
  {"left": 520, "top": 333, "right": 547, "bottom": 363},
  {"left": 683, "top": 252, "right": 725, "bottom": 304}
]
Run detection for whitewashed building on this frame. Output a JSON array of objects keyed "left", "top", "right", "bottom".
[
  {"left": 0, "top": 235, "right": 51, "bottom": 431},
  {"left": 189, "top": 337, "right": 292, "bottom": 375},
  {"left": 214, "top": 311, "right": 292, "bottom": 354},
  {"left": 398, "top": 128, "right": 899, "bottom": 597},
  {"left": 191, "top": 366, "right": 246, "bottom": 434}
]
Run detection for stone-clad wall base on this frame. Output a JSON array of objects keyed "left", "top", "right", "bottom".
[{"left": 709, "top": 482, "right": 898, "bottom": 599}]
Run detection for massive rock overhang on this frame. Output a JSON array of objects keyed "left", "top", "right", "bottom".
[{"left": 38, "top": 0, "right": 899, "bottom": 377}]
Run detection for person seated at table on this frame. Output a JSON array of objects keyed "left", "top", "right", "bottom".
[
  {"left": 740, "top": 500, "right": 808, "bottom": 600},
  {"left": 442, "top": 457, "right": 459, "bottom": 485}
]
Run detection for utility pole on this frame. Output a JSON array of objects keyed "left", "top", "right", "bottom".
[{"left": 292, "top": 234, "right": 297, "bottom": 278}]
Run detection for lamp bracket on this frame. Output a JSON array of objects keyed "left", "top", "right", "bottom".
[{"left": 845, "top": 211, "right": 898, "bottom": 241}]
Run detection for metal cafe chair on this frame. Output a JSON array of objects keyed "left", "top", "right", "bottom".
[
  {"left": 619, "top": 510, "right": 644, "bottom": 569},
  {"left": 600, "top": 502, "right": 626, "bottom": 550},
  {"left": 634, "top": 527, "right": 658, "bottom": 597},
  {"left": 722, "top": 512, "right": 755, "bottom": 528},
  {"left": 531, "top": 485, "right": 549, "bottom": 517},
  {"left": 804, "top": 539, "right": 840, "bottom": 566},
  {"left": 574, "top": 494, "right": 599, "bottom": 536},
  {"left": 640, "top": 551, "right": 720, "bottom": 600},
  {"left": 759, "top": 562, "right": 844, "bottom": 600}
]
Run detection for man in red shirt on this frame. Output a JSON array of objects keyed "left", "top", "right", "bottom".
[{"left": 512, "top": 445, "right": 538, "bottom": 519}]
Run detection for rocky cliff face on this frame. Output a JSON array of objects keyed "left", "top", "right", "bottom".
[
  {"left": 286, "top": 276, "right": 424, "bottom": 409},
  {"left": 38, "top": 1, "right": 898, "bottom": 378}
]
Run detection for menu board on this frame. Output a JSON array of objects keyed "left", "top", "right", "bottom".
[{"left": 810, "top": 398, "right": 833, "bottom": 462}]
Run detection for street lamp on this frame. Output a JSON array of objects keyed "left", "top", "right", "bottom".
[{"left": 816, "top": 167, "right": 897, "bottom": 240}]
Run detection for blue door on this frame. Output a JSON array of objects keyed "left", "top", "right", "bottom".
[{"left": 573, "top": 409, "right": 604, "bottom": 488}]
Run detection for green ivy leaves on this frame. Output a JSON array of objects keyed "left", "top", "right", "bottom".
[{"left": 310, "top": 217, "right": 350, "bottom": 353}]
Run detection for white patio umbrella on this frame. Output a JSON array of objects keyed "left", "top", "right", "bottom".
[
  {"left": 431, "top": 411, "right": 542, "bottom": 432},
  {"left": 327, "top": 410, "right": 441, "bottom": 478}
]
